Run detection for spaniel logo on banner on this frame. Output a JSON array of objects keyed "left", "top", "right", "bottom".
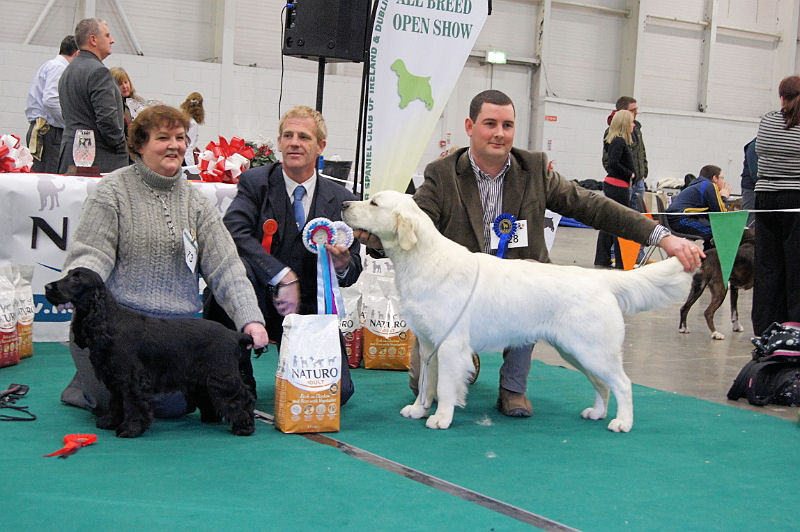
[{"left": 364, "top": 0, "right": 488, "bottom": 198}]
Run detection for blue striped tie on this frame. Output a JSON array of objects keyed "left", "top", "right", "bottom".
[{"left": 293, "top": 185, "right": 306, "bottom": 229}]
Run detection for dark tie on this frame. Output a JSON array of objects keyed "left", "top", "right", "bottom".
[{"left": 293, "top": 185, "right": 306, "bottom": 229}]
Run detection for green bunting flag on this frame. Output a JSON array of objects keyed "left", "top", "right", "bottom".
[{"left": 708, "top": 211, "right": 749, "bottom": 286}]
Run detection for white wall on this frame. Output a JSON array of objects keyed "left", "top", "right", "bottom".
[
  {"left": 541, "top": 98, "right": 758, "bottom": 194},
  {"left": 1, "top": 0, "right": 797, "bottom": 195}
]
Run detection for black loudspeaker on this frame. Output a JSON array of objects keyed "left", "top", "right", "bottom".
[{"left": 282, "top": 0, "right": 371, "bottom": 63}]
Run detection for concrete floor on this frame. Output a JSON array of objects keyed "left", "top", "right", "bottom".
[{"left": 535, "top": 225, "right": 799, "bottom": 422}]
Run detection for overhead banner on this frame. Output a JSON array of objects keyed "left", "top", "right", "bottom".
[{"left": 364, "top": 0, "right": 488, "bottom": 198}]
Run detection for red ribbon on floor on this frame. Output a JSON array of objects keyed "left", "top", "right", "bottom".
[{"left": 44, "top": 433, "right": 97, "bottom": 458}]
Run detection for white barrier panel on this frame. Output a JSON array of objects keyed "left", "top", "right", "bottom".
[{"left": 0, "top": 173, "right": 238, "bottom": 342}]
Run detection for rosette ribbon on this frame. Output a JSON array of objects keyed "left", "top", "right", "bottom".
[
  {"left": 0, "top": 134, "right": 33, "bottom": 173},
  {"left": 261, "top": 219, "right": 278, "bottom": 254},
  {"left": 44, "top": 433, "right": 97, "bottom": 458},
  {"left": 493, "top": 213, "right": 517, "bottom": 259},
  {"left": 198, "top": 136, "right": 255, "bottom": 184},
  {"left": 302, "top": 218, "right": 353, "bottom": 318}
]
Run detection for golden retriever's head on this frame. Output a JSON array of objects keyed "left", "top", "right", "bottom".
[{"left": 341, "top": 191, "right": 422, "bottom": 251}]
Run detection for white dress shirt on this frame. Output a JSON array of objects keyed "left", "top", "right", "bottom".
[
  {"left": 25, "top": 55, "right": 69, "bottom": 127},
  {"left": 269, "top": 170, "right": 318, "bottom": 286}
]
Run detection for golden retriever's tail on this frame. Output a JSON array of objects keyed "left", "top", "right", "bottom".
[{"left": 604, "top": 257, "right": 693, "bottom": 314}]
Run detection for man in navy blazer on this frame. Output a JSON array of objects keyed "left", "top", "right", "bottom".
[{"left": 215, "top": 106, "right": 360, "bottom": 403}]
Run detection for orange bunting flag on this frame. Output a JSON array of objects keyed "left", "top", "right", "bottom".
[{"left": 617, "top": 237, "right": 642, "bottom": 271}]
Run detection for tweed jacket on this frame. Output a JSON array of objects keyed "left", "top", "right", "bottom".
[
  {"left": 57, "top": 50, "right": 127, "bottom": 173},
  {"left": 414, "top": 147, "right": 656, "bottom": 263}
]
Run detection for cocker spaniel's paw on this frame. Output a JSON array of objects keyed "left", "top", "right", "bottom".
[
  {"left": 116, "top": 420, "right": 147, "bottom": 438},
  {"left": 231, "top": 420, "right": 255, "bottom": 436},
  {"left": 95, "top": 413, "right": 120, "bottom": 430}
]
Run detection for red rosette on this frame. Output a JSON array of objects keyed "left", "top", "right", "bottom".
[
  {"left": 44, "top": 433, "right": 98, "bottom": 458},
  {"left": 198, "top": 136, "right": 254, "bottom": 184},
  {"left": 0, "top": 134, "right": 33, "bottom": 173}
]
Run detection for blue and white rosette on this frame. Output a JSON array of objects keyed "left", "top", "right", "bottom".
[
  {"left": 302, "top": 217, "right": 345, "bottom": 318},
  {"left": 332, "top": 220, "right": 354, "bottom": 248},
  {"left": 493, "top": 213, "right": 517, "bottom": 259}
]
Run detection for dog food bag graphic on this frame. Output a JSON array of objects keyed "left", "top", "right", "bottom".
[
  {"left": 12, "top": 265, "right": 35, "bottom": 359},
  {"left": 275, "top": 314, "right": 342, "bottom": 433},
  {"left": 360, "top": 273, "right": 415, "bottom": 370},
  {"left": 340, "top": 285, "right": 362, "bottom": 368},
  {"left": 0, "top": 265, "right": 20, "bottom": 368}
]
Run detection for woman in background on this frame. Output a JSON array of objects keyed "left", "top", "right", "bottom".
[
  {"left": 752, "top": 75, "right": 800, "bottom": 336},
  {"left": 180, "top": 91, "right": 205, "bottom": 166},
  {"left": 110, "top": 67, "right": 145, "bottom": 139},
  {"left": 594, "top": 109, "right": 636, "bottom": 269}
]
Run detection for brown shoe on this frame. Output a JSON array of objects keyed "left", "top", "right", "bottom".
[
  {"left": 496, "top": 386, "right": 533, "bottom": 417},
  {"left": 467, "top": 353, "right": 480, "bottom": 385}
]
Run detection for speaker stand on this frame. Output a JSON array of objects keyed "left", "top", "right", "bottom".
[{"left": 316, "top": 57, "right": 326, "bottom": 112}]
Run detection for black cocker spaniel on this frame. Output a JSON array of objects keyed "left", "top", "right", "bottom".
[{"left": 45, "top": 267, "right": 256, "bottom": 437}]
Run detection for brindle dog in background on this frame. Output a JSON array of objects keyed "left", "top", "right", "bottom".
[{"left": 679, "top": 228, "right": 755, "bottom": 340}]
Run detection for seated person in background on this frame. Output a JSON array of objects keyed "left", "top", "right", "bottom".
[
  {"left": 666, "top": 164, "right": 730, "bottom": 248},
  {"left": 61, "top": 105, "right": 268, "bottom": 417}
]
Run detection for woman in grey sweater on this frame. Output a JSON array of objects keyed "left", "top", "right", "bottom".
[{"left": 61, "top": 105, "right": 268, "bottom": 416}]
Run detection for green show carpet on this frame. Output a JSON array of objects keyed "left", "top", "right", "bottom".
[
  {"left": 3, "top": 344, "right": 798, "bottom": 531},
  {"left": 1, "top": 344, "right": 529, "bottom": 531},
  {"left": 329, "top": 352, "right": 800, "bottom": 532}
]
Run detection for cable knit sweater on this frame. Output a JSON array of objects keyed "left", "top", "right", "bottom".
[{"left": 64, "top": 159, "right": 264, "bottom": 330}]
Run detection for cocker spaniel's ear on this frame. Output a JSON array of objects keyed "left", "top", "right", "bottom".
[
  {"left": 394, "top": 211, "right": 418, "bottom": 251},
  {"left": 79, "top": 282, "right": 112, "bottom": 351}
]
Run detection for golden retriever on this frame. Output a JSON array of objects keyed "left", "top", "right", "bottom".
[{"left": 342, "top": 191, "right": 692, "bottom": 432}]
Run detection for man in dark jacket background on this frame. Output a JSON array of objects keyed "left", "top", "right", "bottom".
[{"left": 57, "top": 18, "right": 127, "bottom": 173}]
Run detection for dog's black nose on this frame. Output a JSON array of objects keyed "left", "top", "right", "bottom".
[
  {"left": 341, "top": 202, "right": 351, "bottom": 210},
  {"left": 44, "top": 282, "right": 54, "bottom": 292}
]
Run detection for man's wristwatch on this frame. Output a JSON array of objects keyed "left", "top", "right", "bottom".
[{"left": 269, "top": 278, "right": 299, "bottom": 297}]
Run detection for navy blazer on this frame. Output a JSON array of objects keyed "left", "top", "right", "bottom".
[{"left": 223, "top": 163, "right": 362, "bottom": 326}]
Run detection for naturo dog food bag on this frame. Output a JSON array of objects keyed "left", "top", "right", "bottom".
[
  {"left": 339, "top": 285, "right": 362, "bottom": 368},
  {"left": 360, "top": 272, "right": 415, "bottom": 370},
  {"left": 275, "top": 314, "right": 342, "bottom": 433}
]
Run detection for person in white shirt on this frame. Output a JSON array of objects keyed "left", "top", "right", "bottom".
[{"left": 25, "top": 35, "right": 79, "bottom": 173}]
